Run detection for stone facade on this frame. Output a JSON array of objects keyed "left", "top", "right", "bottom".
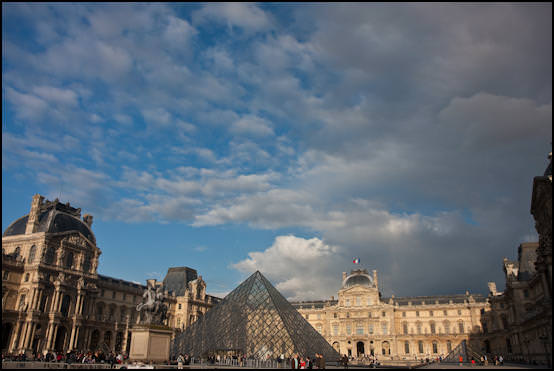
[
  {"left": 292, "top": 268, "right": 488, "bottom": 361},
  {"left": 1, "top": 195, "right": 219, "bottom": 356},
  {"left": 478, "top": 152, "right": 552, "bottom": 366}
]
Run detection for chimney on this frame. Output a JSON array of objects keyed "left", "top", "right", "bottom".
[
  {"left": 83, "top": 214, "right": 93, "bottom": 227},
  {"left": 373, "top": 269, "right": 378, "bottom": 288},
  {"left": 25, "top": 194, "right": 44, "bottom": 234}
]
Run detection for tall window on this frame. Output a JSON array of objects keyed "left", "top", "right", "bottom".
[
  {"left": 429, "top": 311, "right": 433, "bottom": 317},
  {"left": 346, "top": 299, "right": 350, "bottom": 307},
  {"left": 28, "top": 245, "right": 37, "bottom": 263},
  {"left": 317, "top": 324, "right": 323, "bottom": 333},
  {"left": 430, "top": 321, "right": 436, "bottom": 334},
  {"left": 14, "top": 246, "right": 21, "bottom": 257},
  {"left": 346, "top": 324, "right": 352, "bottom": 335},
  {"left": 381, "top": 322, "right": 388, "bottom": 335},
  {"left": 65, "top": 251, "right": 74, "bottom": 269},
  {"left": 402, "top": 312, "right": 406, "bottom": 317},
  {"left": 44, "top": 247, "right": 55, "bottom": 264},
  {"left": 432, "top": 341, "right": 438, "bottom": 354},
  {"left": 367, "top": 298, "right": 372, "bottom": 306},
  {"left": 403, "top": 322, "right": 408, "bottom": 335},
  {"left": 458, "top": 321, "right": 464, "bottom": 334},
  {"left": 418, "top": 341, "right": 424, "bottom": 354},
  {"left": 368, "top": 324, "right": 374, "bottom": 334},
  {"left": 404, "top": 341, "right": 410, "bottom": 354},
  {"left": 60, "top": 295, "right": 71, "bottom": 317},
  {"left": 82, "top": 253, "right": 92, "bottom": 272},
  {"left": 416, "top": 322, "right": 422, "bottom": 335},
  {"left": 333, "top": 324, "right": 339, "bottom": 336},
  {"left": 416, "top": 311, "right": 420, "bottom": 317},
  {"left": 447, "top": 341, "right": 452, "bottom": 353},
  {"left": 356, "top": 323, "right": 364, "bottom": 335},
  {"left": 356, "top": 297, "right": 361, "bottom": 306},
  {"left": 444, "top": 321, "right": 450, "bottom": 334}
]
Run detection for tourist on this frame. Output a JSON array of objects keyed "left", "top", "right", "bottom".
[
  {"left": 499, "top": 355, "right": 504, "bottom": 365},
  {"left": 320, "top": 353, "right": 326, "bottom": 369},
  {"left": 459, "top": 355, "right": 463, "bottom": 366},
  {"left": 177, "top": 353, "right": 184, "bottom": 369},
  {"left": 300, "top": 357, "right": 306, "bottom": 369},
  {"left": 341, "top": 354, "right": 349, "bottom": 369}
]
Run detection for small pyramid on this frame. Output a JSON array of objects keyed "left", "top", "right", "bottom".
[
  {"left": 442, "top": 340, "right": 484, "bottom": 363},
  {"left": 171, "top": 271, "right": 339, "bottom": 360}
]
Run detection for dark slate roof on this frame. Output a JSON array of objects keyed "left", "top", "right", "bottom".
[
  {"left": 163, "top": 267, "right": 198, "bottom": 296},
  {"left": 98, "top": 274, "right": 146, "bottom": 290},
  {"left": 3, "top": 205, "right": 95, "bottom": 243},
  {"left": 386, "top": 294, "right": 487, "bottom": 306}
]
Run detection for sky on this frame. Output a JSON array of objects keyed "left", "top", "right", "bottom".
[{"left": 2, "top": 3, "right": 552, "bottom": 301}]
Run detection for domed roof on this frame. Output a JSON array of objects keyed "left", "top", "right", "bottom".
[
  {"left": 3, "top": 202, "right": 95, "bottom": 243},
  {"left": 343, "top": 270, "right": 373, "bottom": 288}
]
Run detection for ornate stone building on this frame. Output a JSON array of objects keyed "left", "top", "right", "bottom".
[
  {"left": 293, "top": 268, "right": 488, "bottom": 360},
  {"left": 478, "top": 152, "right": 552, "bottom": 366},
  {"left": 2, "top": 195, "right": 219, "bottom": 356}
]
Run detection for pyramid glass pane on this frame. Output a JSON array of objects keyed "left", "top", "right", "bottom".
[{"left": 171, "top": 271, "right": 339, "bottom": 361}]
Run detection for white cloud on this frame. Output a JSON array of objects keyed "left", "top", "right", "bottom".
[
  {"left": 32, "top": 85, "right": 79, "bottom": 106},
  {"left": 164, "top": 15, "right": 196, "bottom": 45},
  {"left": 230, "top": 115, "right": 274, "bottom": 137},
  {"left": 193, "top": 3, "right": 272, "bottom": 32},
  {"left": 232, "top": 235, "right": 342, "bottom": 300}
]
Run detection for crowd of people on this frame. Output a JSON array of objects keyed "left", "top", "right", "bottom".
[
  {"left": 173, "top": 352, "right": 328, "bottom": 369},
  {"left": 2, "top": 350, "right": 127, "bottom": 367}
]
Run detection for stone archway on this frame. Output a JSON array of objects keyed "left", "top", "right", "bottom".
[
  {"left": 332, "top": 341, "right": 340, "bottom": 353},
  {"left": 54, "top": 326, "right": 67, "bottom": 352},
  {"left": 2, "top": 323, "right": 13, "bottom": 351},
  {"left": 357, "top": 341, "right": 365, "bottom": 356}
]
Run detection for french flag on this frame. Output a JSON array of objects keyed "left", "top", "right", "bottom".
[{"left": 353, "top": 258, "right": 360, "bottom": 264}]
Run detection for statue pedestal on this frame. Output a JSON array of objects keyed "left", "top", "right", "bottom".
[{"left": 129, "top": 325, "right": 173, "bottom": 363}]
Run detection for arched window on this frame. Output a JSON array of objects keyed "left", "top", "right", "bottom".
[
  {"left": 418, "top": 341, "right": 424, "bottom": 354},
  {"left": 381, "top": 341, "right": 390, "bottom": 355},
  {"left": 44, "top": 248, "right": 56, "bottom": 265},
  {"left": 14, "top": 247, "right": 21, "bottom": 257},
  {"left": 24, "top": 273, "right": 30, "bottom": 282},
  {"left": 28, "top": 245, "right": 37, "bottom": 263},
  {"left": 104, "top": 331, "right": 112, "bottom": 348},
  {"left": 432, "top": 341, "right": 438, "bottom": 354},
  {"left": 404, "top": 341, "right": 410, "bottom": 354},
  {"left": 65, "top": 251, "right": 74, "bottom": 269},
  {"left": 115, "top": 332, "right": 124, "bottom": 352}
]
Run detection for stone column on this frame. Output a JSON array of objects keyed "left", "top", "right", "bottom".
[
  {"left": 45, "top": 323, "right": 56, "bottom": 351},
  {"left": 18, "top": 321, "right": 31, "bottom": 349},
  {"left": 9, "top": 321, "right": 22, "bottom": 352},
  {"left": 24, "top": 322, "right": 36, "bottom": 349},
  {"left": 69, "top": 324, "right": 77, "bottom": 350}
]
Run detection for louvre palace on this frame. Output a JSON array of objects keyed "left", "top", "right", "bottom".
[
  {"left": 2, "top": 195, "right": 220, "bottom": 356},
  {"left": 2, "top": 153, "right": 551, "bottom": 366}
]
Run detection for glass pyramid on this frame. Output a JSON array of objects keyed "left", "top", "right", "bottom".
[{"left": 171, "top": 271, "right": 340, "bottom": 361}]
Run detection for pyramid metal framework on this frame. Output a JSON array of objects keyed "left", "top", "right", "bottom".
[
  {"left": 442, "top": 340, "right": 484, "bottom": 363},
  {"left": 171, "top": 271, "right": 340, "bottom": 360}
]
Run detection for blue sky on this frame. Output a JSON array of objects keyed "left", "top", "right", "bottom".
[{"left": 2, "top": 3, "right": 552, "bottom": 300}]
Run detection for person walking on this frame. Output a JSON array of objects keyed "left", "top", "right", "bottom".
[
  {"left": 459, "top": 355, "right": 463, "bottom": 366},
  {"left": 177, "top": 353, "right": 184, "bottom": 369},
  {"left": 319, "top": 353, "right": 326, "bottom": 369}
]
